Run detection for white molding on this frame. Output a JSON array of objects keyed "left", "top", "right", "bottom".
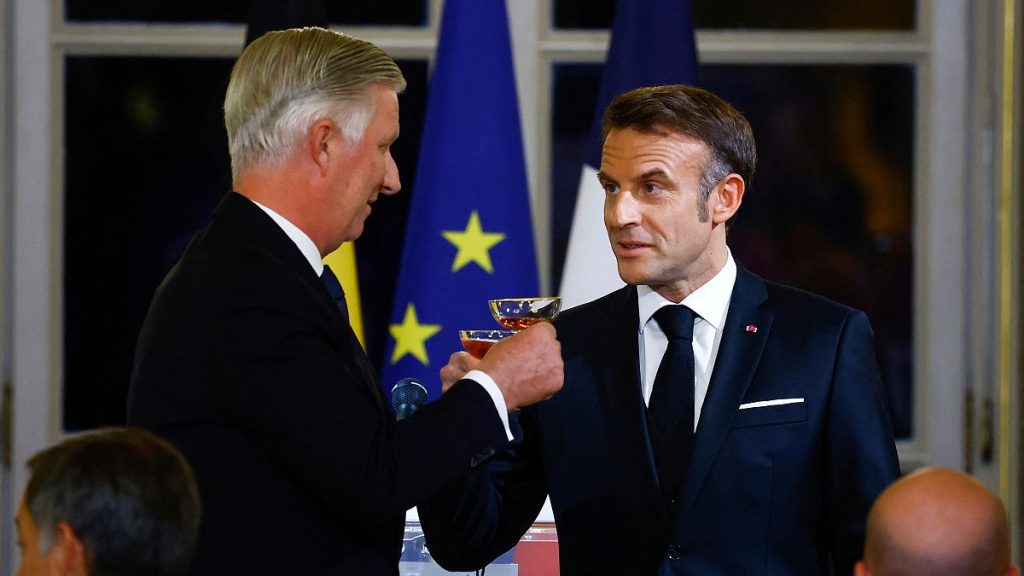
[
  {"left": 917, "top": 0, "right": 971, "bottom": 470},
  {"left": 508, "top": 0, "right": 547, "bottom": 291},
  {"left": 966, "top": 0, "right": 1001, "bottom": 487},
  {"left": 1, "top": 0, "right": 1002, "bottom": 566},
  {"left": 0, "top": 0, "right": 12, "bottom": 569},
  {"left": 540, "top": 30, "right": 929, "bottom": 63},
  {"left": 50, "top": 24, "right": 439, "bottom": 58},
  {"left": 9, "top": 0, "right": 56, "bottom": 572}
]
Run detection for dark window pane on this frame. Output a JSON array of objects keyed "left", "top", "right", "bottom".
[
  {"left": 555, "top": 0, "right": 914, "bottom": 30},
  {"left": 549, "top": 64, "right": 603, "bottom": 291},
  {"left": 326, "top": 1, "right": 427, "bottom": 26},
  {"left": 550, "top": 64, "right": 915, "bottom": 438},
  {"left": 63, "top": 56, "right": 428, "bottom": 430},
  {"left": 65, "top": 0, "right": 427, "bottom": 26},
  {"left": 64, "top": 56, "right": 233, "bottom": 430},
  {"left": 66, "top": 0, "right": 245, "bottom": 22}
]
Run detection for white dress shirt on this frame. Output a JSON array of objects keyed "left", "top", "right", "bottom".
[
  {"left": 638, "top": 251, "right": 737, "bottom": 431},
  {"left": 250, "top": 198, "right": 513, "bottom": 439}
]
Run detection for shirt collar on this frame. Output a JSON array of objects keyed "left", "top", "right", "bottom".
[
  {"left": 250, "top": 199, "right": 324, "bottom": 276},
  {"left": 637, "top": 250, "right": 737, "bottom": 333}
]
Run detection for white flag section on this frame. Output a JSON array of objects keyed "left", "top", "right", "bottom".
[
  {"left": 559, "top": 165, "right": 625, "bottom": 308},
  {"left": 409, "top": 499, "right": 556, "bottom": 523},
  {"left": 556, "top": 0, "right": 697, "bottom": 309}
]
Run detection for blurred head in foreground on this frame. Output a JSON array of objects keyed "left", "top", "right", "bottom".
[
  {"left": 15, "top": 427, "right": 200, "bottom": 576},
  {"left": 857, "top": 467, "right": 1018, "bottom": 576}
]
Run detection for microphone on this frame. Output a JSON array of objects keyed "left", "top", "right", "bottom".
[{"left": 391, "top": 378, "right": 428, "bottom": 421}]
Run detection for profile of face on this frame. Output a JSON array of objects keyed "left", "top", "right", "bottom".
[
  {"left": 15, "top": 499, "right": 80, "bottom": 576},
  {"left": 322, "top": 83, "right": 402, "bottom": 246},
  {"left": 15, "top": 499, "right": 46, "bottom": 576},
  {"left": 599, "top": 127, "right": 740, "bottom": 299}
]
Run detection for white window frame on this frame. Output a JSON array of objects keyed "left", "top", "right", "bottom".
[{"left": 3, "top": 0, "right": 1019, "bottom": 569}]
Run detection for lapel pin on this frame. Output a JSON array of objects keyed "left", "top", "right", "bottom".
[{"left": 745, "top": 324, "right": 758, "bottom": 333}]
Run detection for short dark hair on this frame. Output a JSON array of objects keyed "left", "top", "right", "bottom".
[
  {"left": 24, "top": 428, "right": 201, "bottom": 576},
  {"left": 603, "top": 84, "right": 757, "bottom": 224}
]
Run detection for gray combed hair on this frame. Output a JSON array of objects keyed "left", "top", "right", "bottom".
[{"left": 224, "top": 27, "right": 406, "bottom": 182}]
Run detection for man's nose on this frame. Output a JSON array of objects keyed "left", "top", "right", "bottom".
[
  {"left": 605, "top": 191, "right": 640, "bottom": 228},
  {"left": 381, "top": 151, "right": 401, "bottom": 195}
]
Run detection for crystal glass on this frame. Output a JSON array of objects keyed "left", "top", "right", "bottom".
[
  {"left": 459, "top": 329, "right": 515, "bottom": 359},
  {"left": 487, "top": 297, "right": 562, "bottom": 331}
]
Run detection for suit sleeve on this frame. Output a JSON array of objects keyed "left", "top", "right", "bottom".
[
  {"left": 825, "top": 310, "right": 901, "bottom": 573},
  {"left": 212, "top": 278, "right": 510, "bottom": 524},
  {"left": 418, "top": 408, "right": 550, "bottom": 571}
]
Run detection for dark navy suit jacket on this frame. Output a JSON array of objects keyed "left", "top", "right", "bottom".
[
  {"left": 420, "top": 266, "right": 900, "bottom": 575},
  {"left": 128, "top": 192, "right": 509, "bottom": 576}
]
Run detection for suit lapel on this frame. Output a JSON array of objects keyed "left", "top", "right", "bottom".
[
  {"left": 590, "top": 287, "right": 664, "bottom": 513},
  {"left": 675, "top": 265, "right": 773, "bottom": 519},
  {"left": 214, "top": 192, "right": 389, "bottom": 415}
]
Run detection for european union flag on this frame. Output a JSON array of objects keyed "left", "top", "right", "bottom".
[
  {"left": 382, "top": 0, "right": 537, "bottom": 400},
  {"left": 560, "top": 0, "right": 699, "bottom": 307}
]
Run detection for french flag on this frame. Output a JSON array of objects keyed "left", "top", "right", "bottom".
[{"left": 559, "top": 0, "right": 699, "bottom": 308}]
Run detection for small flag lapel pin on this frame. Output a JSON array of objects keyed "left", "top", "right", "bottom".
[{"left": 745, "top": 324, "right": 758, "bottom": 333}]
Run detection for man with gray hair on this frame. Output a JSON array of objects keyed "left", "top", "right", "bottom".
[
  {"left": 857, "top": 468, "right": 1019, "bottom": 576},
  {"left": 14, "top": 428, "right": 200, "bottom": 576},
  {"left": 127, "top": 27, "right": 562, "bottom": 575}
]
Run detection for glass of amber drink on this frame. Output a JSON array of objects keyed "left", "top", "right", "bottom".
[
  {"left": 487, "top": 297, "right": 562, "bottom": 330},
  {"left": 459, "top": 329, "right": 515, "bottom": 359}
]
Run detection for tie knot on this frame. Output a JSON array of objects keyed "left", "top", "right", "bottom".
[{"left": 654, "top": 305, "right": 695, "bottom": 340}]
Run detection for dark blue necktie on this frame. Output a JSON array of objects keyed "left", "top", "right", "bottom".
[
  {"left": 320, "top": 265, "right": 349, "bottom": 322},
  {"left": 321, "top": 265, "right": 386, "bottom": 411},
  {"left": 649, "top": 305, "right": 696, "bottom": 441},
  {"left": 650, "top": 305, "right": 697, "bottom": 498}
]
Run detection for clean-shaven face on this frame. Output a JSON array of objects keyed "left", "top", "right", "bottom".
[
  {"left": 599, "top": 127, "right": 722, "bottom": 299},
  {"left": 328, "top": 84, "right": 402, "bottom": 245}
]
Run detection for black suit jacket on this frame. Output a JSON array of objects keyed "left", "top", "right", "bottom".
[
  {"left": 128, "top": 192, "right": 509, "bottom": 576},
  {"left": 420, "top": 265, "right": 900, "bottom": 575}
]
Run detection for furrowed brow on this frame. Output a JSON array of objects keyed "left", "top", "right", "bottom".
[{"left": 639, "top": 168, "right": 669, "bottom": 180}]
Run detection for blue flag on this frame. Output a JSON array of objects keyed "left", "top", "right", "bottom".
[
  {"left": 382, "top": 0, "right": 537, "bottom": 400},
  {"left": 560, "top": 0, "right": 699, "bottom": 307}
]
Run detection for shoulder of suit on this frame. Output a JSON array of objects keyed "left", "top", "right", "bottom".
[
  {"left": 555, "top": 285, "right": 632, "bottom": 330},
  {"left": 158, "top": 216, "right": 306, "bottom": 311},
  {"left": 761, "top": 278, "right": 864, "bottom": 321}
]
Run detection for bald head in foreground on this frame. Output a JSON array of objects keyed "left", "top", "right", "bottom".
[{"left": 857, "top": 467, "right": 1019, "bottom": 576}]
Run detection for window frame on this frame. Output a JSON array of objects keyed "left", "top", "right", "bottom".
[{"left": 4, "top": 0, "right": 1019, "bottom": 569}]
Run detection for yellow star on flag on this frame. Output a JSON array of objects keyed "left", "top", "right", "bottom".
[
  {"left": 389, "top": 303, "right": 442, "bottom": 365},
  {"left": 441, "top": 211, "right": 506, "bottom": 274}
]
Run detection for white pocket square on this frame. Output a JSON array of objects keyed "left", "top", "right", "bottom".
[{"left": 738, "top": 398, "right": 805, "bottom": 410}]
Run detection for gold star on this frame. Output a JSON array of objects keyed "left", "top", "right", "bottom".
[
  {"left": 441, "top": 211, "right": 506, "bottom": 274},
  {"left": 389, "top": 303, "right": 442, "bottom": 365}
]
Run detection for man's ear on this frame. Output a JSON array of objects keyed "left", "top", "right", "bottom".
[
  {"left": 309, "top": 118, "right": 336, "bottom": 176},
  {"left": 854, "top": 560, "right": 872, "bottom": 576},
  {"left": 710, "top": 173, "right": 744, "bottom": 226},
  {"left": 48, "top": 522, "right": 88, "bottom": 576}
]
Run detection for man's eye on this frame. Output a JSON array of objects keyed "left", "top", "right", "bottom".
[
  {"left": 643, "top": 183, "right": 663, "bottom": 194},
  {"left": 602, "top": 183, "right": 619, "bottom": 195}
]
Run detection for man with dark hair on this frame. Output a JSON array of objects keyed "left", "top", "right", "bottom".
[
  {"left": 857, "top": 468, "right": 1019, "bottom": 576},
  {"left": 15, "top": 427, "right": 200, "bottom": 576},
  {"left": 421, "top": 84, "right": 900, "bottom": 575},
  {"left": 127, "top": 26, "right": 562, "bottom": 576}
]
